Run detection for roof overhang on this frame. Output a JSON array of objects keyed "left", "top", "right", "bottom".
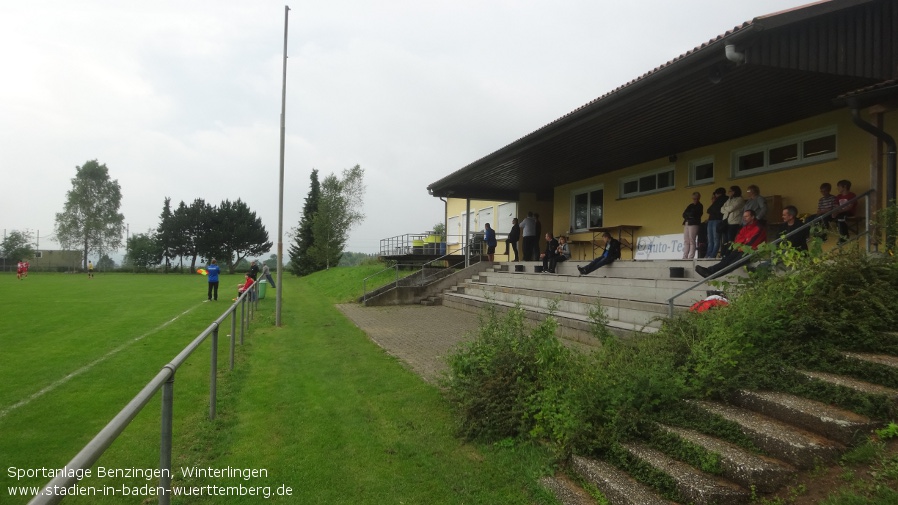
[{"left": 427, "top": 0, "right": 890, "bottom": 201}]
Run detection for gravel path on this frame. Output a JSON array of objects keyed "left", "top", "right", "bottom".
[{"left": 337, "top": 304, "right": 482, "bottom": 383}]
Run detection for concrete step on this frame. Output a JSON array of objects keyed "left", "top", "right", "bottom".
[
  {"left": 658, "top": 425, "right": 794, "bottom": 493},
  {"left": 622, "top": 442, "right": 749, "bottom": 505},
  {"left": 457, "top": 284, "right": 668, "bottom": 329},
  {"left": 496, "top": 259, "right": 746, "bottom": 281},
  {"left": 441, "top": 291, "right": 656, "bottom": 343},
  {"left": 689, "top": 400, "right": 843, "bottom": 469},
  {"left": 538, "top": 474, "right": 597, "bottom": 505},
  {"left": 798, "top": 370, "right": 898, "bottom": 401},
  {"left": 470, "top": 271, "right": 709, "bottom": 307},
  {"left": 844, "top": 351, "right": 898, "bottom": 370},
  {"left": 730, "top": 390, "right": 878, "bottom": 445},
  {"left": 419, "top": 295, "right": 442, "bottom": 306},
  {"left": 571, "top": 456, "right": 674, "bottom": 505}
]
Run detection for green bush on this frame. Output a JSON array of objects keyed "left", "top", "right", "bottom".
[
  {"left": 443, "top": 303, "right": 580, "bottom": 447},
  {"left": 444, "top": 244, "right": 898, "bottom": 458}
]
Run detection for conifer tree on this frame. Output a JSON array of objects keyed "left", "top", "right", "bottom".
[{"left": 289, "top": 169, "right": 322, "bottom": 275}]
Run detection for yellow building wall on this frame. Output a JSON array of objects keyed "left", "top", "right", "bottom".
[{"left": 554, "top": 108, "right": 895, "bottom": 258}]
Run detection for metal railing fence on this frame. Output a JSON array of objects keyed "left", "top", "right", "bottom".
[
  {"left": 362, "top": 243, "right": 481, "bottom": 302},
  {"left": 29, "top": 282, "right": 263, "bottom": 505},
  {"left": 666, "top": 189, "right": 874, "bottom": 316}
]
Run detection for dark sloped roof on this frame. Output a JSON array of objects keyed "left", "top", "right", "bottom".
[{"left": 427, "top": 0, "right": 892, "bottom": 200}]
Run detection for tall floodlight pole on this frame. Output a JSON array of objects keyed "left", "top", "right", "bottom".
[{"left": 276, "top": 5, "right": 290, "bottom": 326}]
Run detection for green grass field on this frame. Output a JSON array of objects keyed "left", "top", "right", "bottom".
[{"left": 0, "top": 269, "right": 557, "bottom": 504}]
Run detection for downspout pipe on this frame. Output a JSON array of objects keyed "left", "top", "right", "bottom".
[
  {"left": 725, "top": 44, "right": 744, "bottom": 64},
  {"left": 847, "top": 100, "right": 897, "bottom": 204},
  {"left": 847, "top": 98, "right": 897, "bottom": 248},
  {"left": 439, "top": 197, "right": 447, "bottom": 252}
]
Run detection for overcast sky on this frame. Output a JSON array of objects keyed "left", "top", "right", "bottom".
[{"left": 1, "top": 0, "right": 812, "bottom": 258}]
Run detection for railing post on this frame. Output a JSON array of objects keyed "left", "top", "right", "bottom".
[
  {"left": 210, "top": 325, "right": 218, "bottom": 420},
  {"left": 240, "top": 297, "right": 246, "bottom": 345},
  {"left": 230, "top": 307, "right": 237, "bottom": 370},
  {"left": 159, "top": 370, "right": 174, "bottom": 505}
]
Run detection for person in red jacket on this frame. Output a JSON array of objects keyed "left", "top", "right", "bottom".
[
  {"left": 832, "top": 179, "right": 857, "bottom": 243},
  {"left": 236, "top": 273, "right": 255, "bottom": 300},
  {"left": 695, "top": 209, "right": 767, "bottom": 278}
]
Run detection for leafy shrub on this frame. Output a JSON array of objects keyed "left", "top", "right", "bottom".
[{"left": 443, "top": 303, "right": 577, "bottom": 445}]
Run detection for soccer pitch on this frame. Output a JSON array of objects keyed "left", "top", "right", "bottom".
[{"left": 1, "top": 272, "right": 249, "bottom": 504}]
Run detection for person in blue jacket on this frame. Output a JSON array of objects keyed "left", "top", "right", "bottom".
[
  {"left": 484, "top": 223, "right": 498, "bottom": 262},
  {"left": 206, "top": 259, "right": 221, "bottom": 301}
]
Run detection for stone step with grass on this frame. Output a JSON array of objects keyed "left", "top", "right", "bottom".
[
  {"left": 545, "top": 352, "right": 897, "bottom": 504},
  {"left": 657, "top": 425, "right": 794, "bottom": 493},
  {"left": 622, "top": 442, "right": 750, "bottom": 505},
  {"left": 567, "top": 456, "right": 674, "bottom": 505}
]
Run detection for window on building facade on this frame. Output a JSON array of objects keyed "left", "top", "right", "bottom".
[
  {"left": 689, "top": 157, "right": 714, "bottom": 185},
  {"left": 571, "top": 186, "right": 604, "bottom": 231},
  {"left": 733, "top": 127, "right": 837, "bottom": 177},
  {"left": 619, "top": 167, "right": 675, "bottom": 198}
]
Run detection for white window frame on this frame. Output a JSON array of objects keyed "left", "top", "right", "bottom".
[
  {"left": 619, "top": 166, "right": 675, "bottom": 198},
  {"left": 688, "top": 157, "right": 715, "bottom": 186},
  {"left": 447, "top": 216, "right": 460, "bottom": 245},
  {"left": 731, "top": 126, "right": 838, "bottom": 178},
  {"left": 496, "top": 202, "right": 517, "bottom": 237},
  {"left": 570, "top": 184, "right": 604, "bottom": 233},
  {"left": 477, "top": 207, "right": 494, "bottom": 233}
]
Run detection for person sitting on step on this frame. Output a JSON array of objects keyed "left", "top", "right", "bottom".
[
  {"left": 577, "top": 232, "right": 621, "bottom": 276},
  {"left": 695, "top": 209, "right": 767, "bottom": 278},
  {"left": 540, "top": 232, "right": 560, "bottom": 273},
  {"left": 548, "top": 235, "right": 571, "bottom": 273}
]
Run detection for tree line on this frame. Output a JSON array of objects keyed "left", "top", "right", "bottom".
[{"left": 32, "top": 159, "right": 366, "bottom": 275}]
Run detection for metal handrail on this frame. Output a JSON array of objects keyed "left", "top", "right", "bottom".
[
  {"left": 666, "top": 189, "right": 874, "bottom": 317},
  {"left": 29, "top": 283, "right": 262, "bottom": 505},
  {"left": 361, "top": 243, "right": 477, "bottom": 302}
]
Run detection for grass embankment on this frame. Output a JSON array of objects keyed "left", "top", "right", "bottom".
[{"left": 1, "top": 267, "right": 557, "bottom": 504}]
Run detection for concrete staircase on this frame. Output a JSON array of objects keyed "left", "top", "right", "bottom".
[
  {"left": 439, "top": 259, "right": 722, "bottom": 344},
  {"left": 541, "top": 349, "right": 898, "bottom": 504},
  {"left": 433, "top": 259, "right": 897, "bottom": 503}
]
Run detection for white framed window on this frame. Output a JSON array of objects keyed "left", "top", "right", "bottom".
[
  {"left": 477, "top": 207, "right": 494, "bottom": 233},
  {"left": 732, "top": 127, "right": 837, "bottom": 177},
  {"left": 447, "top": 216, "right": 460, "bottom": 245},
  {"left": 570, "top": 185, "right": 604, "bottom": 232},
  {"left": 689, "top": 157, "right": 714, "bottom": 186},
  {"left": 496, "top": 202, "right": 517, "bottom": 236},
  {"left": 620, "top": 166, "right": 675, "bottom": 198}
]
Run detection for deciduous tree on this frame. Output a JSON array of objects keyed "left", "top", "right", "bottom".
[
  {"left": 125, "top": 231, "right": 163, "bottom": 272},
  {"left": 1, "top": 230, "right": 35, "bottom": 263},
  {"left": 54, "top": 160, "right": 125, "bottom": 270},
  {"left": 312, "top": 165, "right": 366, "bottom": 270}
]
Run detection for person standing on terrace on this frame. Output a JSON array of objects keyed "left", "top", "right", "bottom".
[
  {"left": 682, "top": 192, "right": 703, "bottom": 259},
  {"left": 832, "top": 179, "right": 857, "bottom": 244},
  {"left": 503, "top": 218, "right": 520, "bottom": 261},
  {"left": 483, "top": 223, "right": 497, "bottom": 262},
  {"left": 705, "top": 187, "right": 728, "bottom": 259},
  {"left": 720, "top": 186, "right": 745, "bottom": 253},
  {"left": 743, "top": 185, "right": 768, "bottom": 226},
  {"left": 520, "top": 212, "right": 537, "bottom": 261}
]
